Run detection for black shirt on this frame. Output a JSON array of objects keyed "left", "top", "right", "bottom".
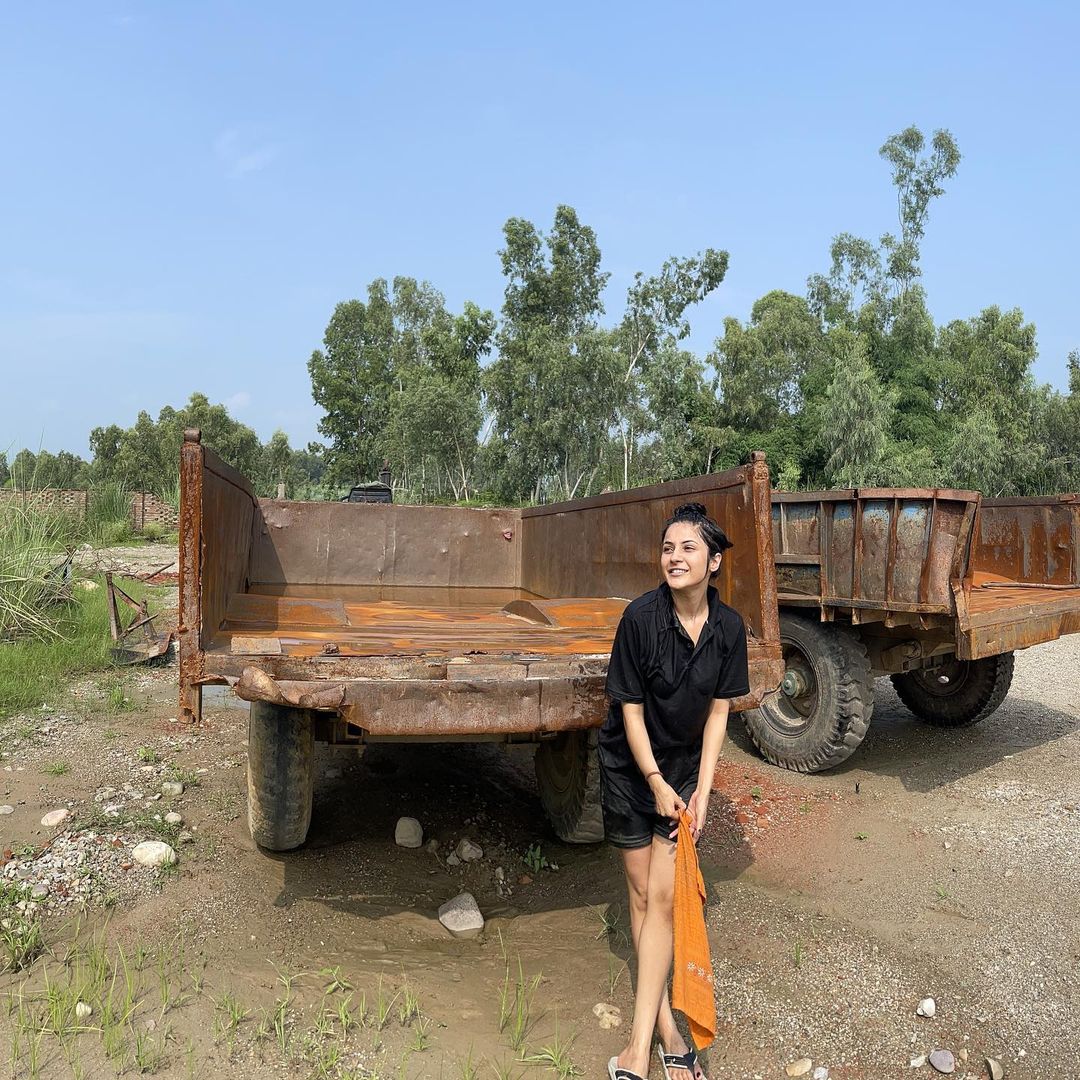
[{"left": 598, "top": 582, "right": 750, "bottom": 803}]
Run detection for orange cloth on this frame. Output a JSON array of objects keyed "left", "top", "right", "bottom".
[{"left": 671, "top": 809, "right": 715, "bottom": 1049}]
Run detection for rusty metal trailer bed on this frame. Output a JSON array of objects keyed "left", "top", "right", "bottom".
[{"left": 178, "top": 430, "right": 782, "bottom": 849}]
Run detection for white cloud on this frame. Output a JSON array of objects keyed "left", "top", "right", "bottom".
[
  {"left": 214, "top": 129, "right": 280, "bottom": 178},
  {"left": 225, "top": 392, "right": 251, "bottom": 412}
]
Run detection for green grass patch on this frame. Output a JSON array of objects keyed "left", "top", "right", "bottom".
[{"left": 0, "top": 576, "right": 163, "bottom": 717}]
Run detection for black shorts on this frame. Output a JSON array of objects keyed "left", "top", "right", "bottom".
[{"left": 599, "top": 765, "right": 697, "bottom": 850}]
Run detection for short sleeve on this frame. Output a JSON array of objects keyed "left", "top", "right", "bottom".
[
  {"left": 714, "top": 616, "right": 751, "bottom": 698},
  {"left": 605, "top": 615, "right": 646, "bottom": 704}
]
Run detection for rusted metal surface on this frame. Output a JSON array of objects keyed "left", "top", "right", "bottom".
[
  {"left": 178, "top": 429, "right": 258, "bottom": 723},
  {"left": 774, "top": 486, "right": 1080, "bottom": 660},
  {"left": 177, "top": 429, "right": 204, "bottom": 723},
  {"left": 250, "top": 501, "right": 520, "bottom": 590},
  {"left": 180, "top": 443, "right": 784, "bottom": 730},
  {"left": 771, "top": 490, "right": 980, "bottom": 622},
  {"left": 104, "top": 572, "right": 173, "bottom": 664},
  {"left": 974, "top": 495, "right": 1079, "bottom": 586}
]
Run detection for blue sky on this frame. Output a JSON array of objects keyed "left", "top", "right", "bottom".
[{"left": 2, "top": 2, "right": 1077, "bottom": 459}]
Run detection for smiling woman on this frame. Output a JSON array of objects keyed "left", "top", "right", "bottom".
[{"left": 599, "top": 502, "right": 749, "bottom": 1080}]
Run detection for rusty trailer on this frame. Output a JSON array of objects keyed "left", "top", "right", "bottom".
[
  {"left": 744, "top": 488, "right": 1080, "bottom": 772},
  {"left": 178, "top": 430, "right": 783, "bottom": 850}
]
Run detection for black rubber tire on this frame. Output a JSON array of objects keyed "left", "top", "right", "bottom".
[
  {"left": 534, "top": 729, "right": 604, "bottom": 844},
  {"left": 891, "top": 653, "right": 1014, "bottom": 727},
  {"left": 743, "top": 614, "right": 874, "bottom": 773},
  {"left": 247, "top": 701, "right": 315, "bottom": 851}
]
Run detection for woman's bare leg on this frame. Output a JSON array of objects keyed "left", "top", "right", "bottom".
[
  {"left": 621, "top": 846, "right": 693, "bottom": 1065},
  {"left": 616, "top": 836, "right": 680, "bottom": 1075}
]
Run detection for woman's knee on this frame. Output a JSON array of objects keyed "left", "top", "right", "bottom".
[{"left": 626, "top": 878, "right": 649, "bottom": 917}]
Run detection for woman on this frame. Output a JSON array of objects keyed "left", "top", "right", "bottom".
[{"left": 601, "top": 502, "right": 750, "bottom": 1080}]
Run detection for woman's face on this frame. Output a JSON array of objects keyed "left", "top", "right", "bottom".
[{"left": 661, "top": 521, "right": 721, "bottom": 593}]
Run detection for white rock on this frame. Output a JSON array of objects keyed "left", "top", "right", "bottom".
[
  {"left": 75, "top": 1002, "right": 92, "bottom": 1020},
  {"left": 911, "top": 1055, "right": 927, "bottom": 1068},
  {"left": 76, "top": 580, "right": 100, "bottom": 592},
  {"left": 437, "top": 891, "right": 484, "bottom": 938},
  {"left": 160, "top": 781, "right": 183, "bottom": 797},
  {"left": 592, "top": 1002, "right": 622, "bottom": 1029},
  {"left": 178, "top": 831, "right": 195, "bottom": 844},
  {"left": 446, "top": 852, "right": 461, "bottom": 867},
  {"left": 0, "top": 805, "right": 13, "bottom": 815},
  {"left": 986, "top": 1058, "right": 1003, "bottom": 1080},
  {"left": 132, "top": 841, "right": 177, "bottom": 868},
  {"left": 928, "top": 1049, "right": 954, "bottom": 1074},
  {"left": 813, "top": 1069, "right": 829, "bottom": 1080},
  {"left": 395, "top": 817, "right": 424, "bottom": 848},
  {"left": 41, "top": 809, "right": 69, "bottom": 828},
  {"left": 917, "top": 997, "right": 937, "bottom": 1018},
  {"left": 456, "top": 838, "right": 483, "bottom": 862},
  {"left": 785, "top": 1060, "right": 813, "bottom": 1078},
  {"left": 164, "top": 812, "right": 183, "bottom": 825}
]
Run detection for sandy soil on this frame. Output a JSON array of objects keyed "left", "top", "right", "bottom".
[{"left": 0, "top": 588, "right": 1077, "bottom": 1079}]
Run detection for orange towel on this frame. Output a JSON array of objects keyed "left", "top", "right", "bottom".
[{"left": 671, "top": 809, "right": 715, "bottom": 1048}]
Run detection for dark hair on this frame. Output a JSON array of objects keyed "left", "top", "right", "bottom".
[{"left": 661, "top": 502, "right": 733, "bottom": 579}]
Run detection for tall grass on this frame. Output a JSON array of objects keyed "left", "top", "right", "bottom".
[
  {"left": 0, "top": 503, "right": 75, "bottom": 640},
  {"left": 87, "top": 481, "right": 134, "bottom": 545}
]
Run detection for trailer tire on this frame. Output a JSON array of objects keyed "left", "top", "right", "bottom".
[
  {"left": 535, "top": 730, "right": 605, "bottom": 844},
  {"left": 891, "top": 653, "right": 1014, "bottom": 727},
  {"left": 247, "top": 701, "right": 315, "bottom": 852},
  {"left": 743, "top": 614, "right": 873, "bottom": 773}
]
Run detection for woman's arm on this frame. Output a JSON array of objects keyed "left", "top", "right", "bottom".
[
  {"left": 621, "top": 702, "right": 686, "bottom": 819},
  {"left": 688, "top": 696, "right": 731, "bottom": 839}
]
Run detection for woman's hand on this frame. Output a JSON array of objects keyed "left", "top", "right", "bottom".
[
  {"left": 687, "top": 789, "right": 709, "bottom": 843},
  {"left": 647, "top": 773, "right": 686, "bottom": 822}
]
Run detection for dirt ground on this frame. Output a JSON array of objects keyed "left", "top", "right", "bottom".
[{"left": 1, "top": 568, "right": 1077, "bottom": 1079}]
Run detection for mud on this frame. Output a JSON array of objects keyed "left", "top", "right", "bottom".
[{"left": 1, "top": 626, "right": 1077, "bottom": 1079}]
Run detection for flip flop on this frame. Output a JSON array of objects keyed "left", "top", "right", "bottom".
[
  {"left": 608, "top": 1057, "right": 647, "bottom": 1080},
  {"left": 657, "top": 1045, "right": 707, "bottom": 1080}
]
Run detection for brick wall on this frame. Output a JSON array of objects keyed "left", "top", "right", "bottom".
[
  {"left": 0, "top": 489, "right": 179, "bottom": 531},
  {"left": 0, "top": 489, "right": 89, "bottom": 516},
  {"left": 129, "top": 492, "right": 179, "bottom": 531}
]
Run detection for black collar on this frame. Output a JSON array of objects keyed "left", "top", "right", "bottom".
[{"left": 658, "top": 581, "right": 718, "bottom": 634}]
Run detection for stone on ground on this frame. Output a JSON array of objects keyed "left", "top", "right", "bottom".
[
  {"left": 132, "top": 841, "right": 177, "bottom": 868},
  {"left": 161, "top": 781, "right": 184, "bottom": 797},
  {"left": 455, "top": 838, "right": 483, "bottom": 861},
  {"left": 41, "top": 808, "right": 69, "bottom": 828},
  {"left": 592, "top": 1002, "right": 622, "bottom": 1029},
  {"left": 917, "top": 997, "right": 937, "bottom": 1017},
  {"left": 437, "top": 891, "right": 484, "bottom": 938},
  {"left": 929, "top": 1049, "right": 955, "bottom": 1074},
  {"left": 395, "top": 816, "right": 423, "bottom": 848},
  {"left": 785, "top": 1059, "right": 813, "bottom": 1077}
]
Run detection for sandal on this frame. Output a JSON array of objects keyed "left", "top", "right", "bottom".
[
  {"left": 608, "top": 1057, "right": 647, "bottom": 1080},
  {"left": 657, "top": 1045, "right": 707, "bottom": 1080}
]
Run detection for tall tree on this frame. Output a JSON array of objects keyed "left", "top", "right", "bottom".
[
  {"left": 308, "top": 281, "right": 396, "bottom": 487},
  {"left": 484, "top": 206, "right": 616, "bottom": 502},
  {"left": 815, "top": 333, "right": 893, "bottom": 488},
  {"left": 611, "top": 249, "right": 728, "bottom": 488},
  {"left": 9, "top": 450, "right": 36, "bottom": 490}
]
